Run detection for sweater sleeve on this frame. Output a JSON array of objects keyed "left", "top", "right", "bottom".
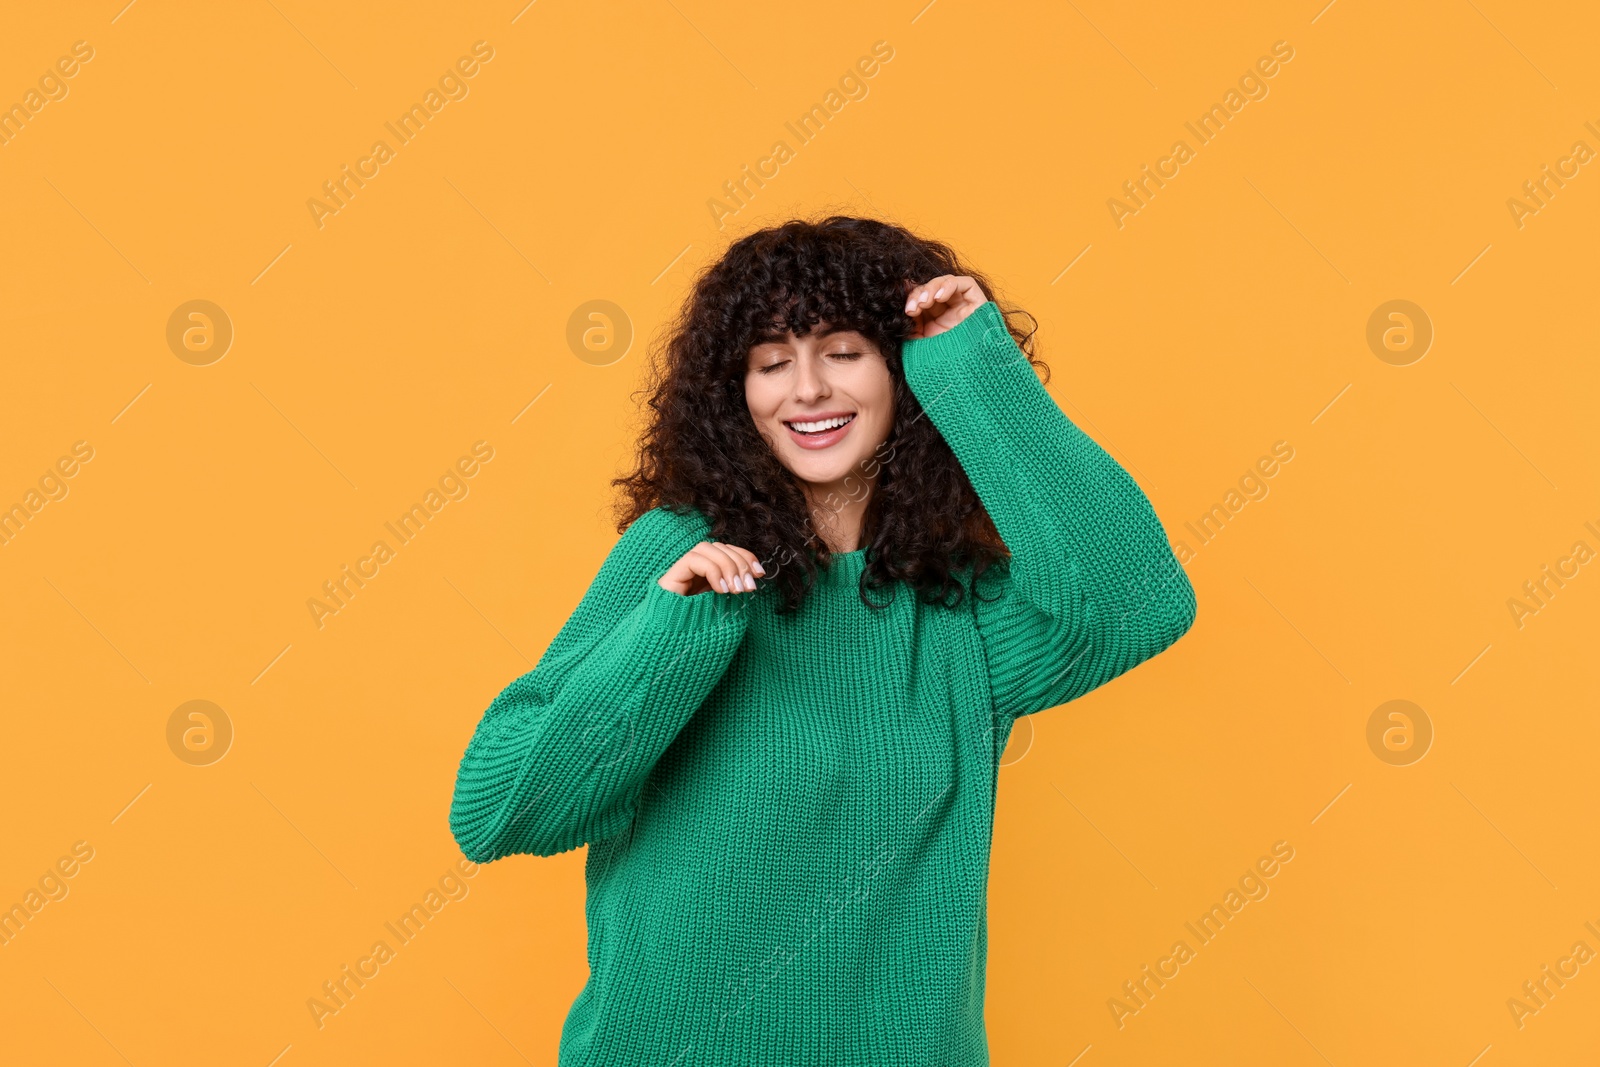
[
  {"left": 900, "top": 300, "right": 1197, "bottom": 720},
  {"left": 449, "top": 507, "right": 750, "bottom": 861}
]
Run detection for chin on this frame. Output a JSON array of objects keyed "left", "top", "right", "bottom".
[{"left": 783, "top": 453, "right": 854, "bottom": 484}]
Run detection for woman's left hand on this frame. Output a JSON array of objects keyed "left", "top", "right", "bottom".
[{"left": 903, "top": 274, "right": 986, "bottom": 339}]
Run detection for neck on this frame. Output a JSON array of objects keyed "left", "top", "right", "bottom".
[{"left": 800, "top": 475, "right": 875, "bottom": 554}]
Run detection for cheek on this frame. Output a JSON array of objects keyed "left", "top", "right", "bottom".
[
  {"left": 745, "top": 384, "right": 794, "bottom": 447},
  {"left": 860, "top": 368, "right": 895, "bottom": 429},
  {"left": 743, "top": 378, "right": 780, "bottom": 422},
  {"left": 865, "top": 409, "right": 895, "bottom": 450}
]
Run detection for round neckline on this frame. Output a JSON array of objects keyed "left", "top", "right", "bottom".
[{"left": 816, "top": 546, "right": 869, "bottom": 578}]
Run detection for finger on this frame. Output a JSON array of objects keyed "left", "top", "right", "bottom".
[
  {"left": 718, "top": 543, "right": 759, "bottom": 592},
  {"left": 704, "top": 543, "right": 745, "bottom": 591},
  {"left": 723, "top": 543, "right": 767, "bottom": 578},
  {"left": 701, "top": 542, "right": 755, "bottom": 593},
  {"left": 700, "top": 543, "right": 748, "bottom": 591},
  {"left": 663, "top": 544, "right": 709, "bottom": 586},
  {"left": 731, "top": 549, "right": 759, "bottom": 593},
  {"left": 687, "top": 543, "right": 737, "bottom": 593},
  {"left": 758, "top": 543, "right": 796, "bottom": 578},
  {"left": 905, "top": 275, "right": 954, "bottom": 314},
  {"left": 910, "top": 292, "right": 948, "bottom": 333},
  {"left": 907, "top": 295, "right": 949, "bottom": 336},
  {"left": 904, "top": 283, "right": 933, "bottom": 315},
  {"left": 903, "top": 280, "right": 926, "bottom": 315},
  {"left": 947, "top": 276, "right": 983, "bottom": 314},
  {"left": 674, "top": 542, "right": 720, "bottom": 594},
  {"left": 905, "top": 290, "right": 936, "bottom": 327}
]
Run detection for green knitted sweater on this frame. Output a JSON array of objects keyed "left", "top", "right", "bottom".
[{"left": 449, "top": 300, "right": 1197, "bottom": 1065}]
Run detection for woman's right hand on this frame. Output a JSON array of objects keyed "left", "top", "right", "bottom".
[{"left": 657, "top": 541, "right": 767, "bottom": 597}]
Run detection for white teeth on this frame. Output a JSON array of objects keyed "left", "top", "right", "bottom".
[{"left": 788, "top": 414, "right": 854, "bottom": 433}]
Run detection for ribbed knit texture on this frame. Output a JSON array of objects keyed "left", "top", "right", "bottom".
[{"left": 449, "top": 300, "right": 1198, "bottom": 1065}]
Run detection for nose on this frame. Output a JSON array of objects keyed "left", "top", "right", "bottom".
[{"left": 792, "top": 352, "right": 830, "bottom": 402}]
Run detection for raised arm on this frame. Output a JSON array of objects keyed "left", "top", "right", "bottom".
[
  {"left": 900, "top": 292, "right": 1196, "bottom": 719},
  {"left": 449, "top": 507, "right": 750, "bottom": 861}
]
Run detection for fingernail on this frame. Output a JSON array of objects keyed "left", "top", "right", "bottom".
[
  {"left": 718, "top": 579, "right": 728, "bottom": 593},
  {"left": 934, "top": 286, "right": 948, "bottom": 298},
  {"left": 743, "top": 574, "right": 756, "bottom": 590},
  {"left": 753, "top": 562, "right": 766, "bottom": 575}
]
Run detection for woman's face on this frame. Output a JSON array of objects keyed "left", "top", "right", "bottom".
[{"left": 744, "top": 323, "right": 895, "bottom": 497}]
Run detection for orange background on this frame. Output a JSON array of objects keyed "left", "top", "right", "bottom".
[{"left": 2, "top": 1, "right": 1597, "bottom": 1064}]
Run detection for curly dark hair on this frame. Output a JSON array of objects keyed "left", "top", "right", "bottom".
[{"left": 611, "top": 212, "right": 1052, "bottom": 615}]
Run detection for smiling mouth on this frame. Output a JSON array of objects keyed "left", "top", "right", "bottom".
[{"left": 784, "top": 413, "right": 856, "bottom": 435}]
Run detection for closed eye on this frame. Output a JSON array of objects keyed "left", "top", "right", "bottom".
[{"left": 755, "top": 351, "right": 863, "bottom": 374}]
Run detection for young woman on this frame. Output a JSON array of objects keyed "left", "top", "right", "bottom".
[{"left": 449, "top": 215, "right": 1197, "bottom": 1063}]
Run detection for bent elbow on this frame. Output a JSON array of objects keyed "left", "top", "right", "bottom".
[
  {"left": 1135, "top": 571, "right": 1196, "bottom": 665},
  {"left": 1161, "top": 565, "right": 1198, "bottom": 648},
  {"left": 449, "top": 797, "right": 563, "bottom": 862},
  {"left": 455, "top": 835, "right": 500, "bottom": 866},
  {"left": 448, "top": 756, "right": 548, "bottom": 863},
  {"left": 1130, "top": 548, "right": 1197, "bottom": 652},
  {"left": 449, "top": 783, "right": 509, "bottom": 864},
  {"left": 449, "top": 770, "right": 609, "bottom": 862},
  {"left": 1171, "top": 563, "right": 1196, "bottom": 646}
]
